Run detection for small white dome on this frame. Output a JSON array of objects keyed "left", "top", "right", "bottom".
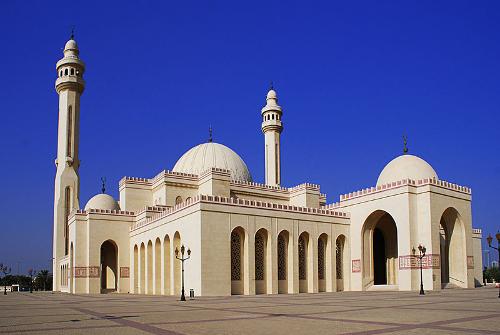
[
  {"left": 173, "top": 142, "right": 252, "bottom": 182},
  {"left": 85, "top": 193, "right": 120, "bottom": 211},
  {"left": 267, "top": 89, "right": 277, "bottom": 99},
  {"left": 377, "top": 154, "right": 438, "bottom": 186},
  {"left": 64, "top": 39, "right": 78, "bottom": 51}
]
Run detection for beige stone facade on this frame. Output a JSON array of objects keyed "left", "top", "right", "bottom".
[{"left": 52, "top": 37, "right": 483, "bottom": 296}]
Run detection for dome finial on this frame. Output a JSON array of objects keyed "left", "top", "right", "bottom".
[
  {"left": 70, "top": 26, "right": 75, "bottom": 40},
  {"left": 208, "top": 125, "right": 213, "bottom": 143},
  {"left": 403, "top": 135, "right": 408, "bottom": 154},
  {"left": 101, "top": 177, "right": 106, "bottom": 194},
  {"left": 270, "top": 81, "right": 274, "bottom": 90}
]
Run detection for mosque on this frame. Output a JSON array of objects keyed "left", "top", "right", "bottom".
[{"left": 53, "top": 36, "right": 484, "bottom": 295}]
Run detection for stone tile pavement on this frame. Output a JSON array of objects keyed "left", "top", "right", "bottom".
[{"left": 0, "top": 287, "right": 499, "bottom": 334}]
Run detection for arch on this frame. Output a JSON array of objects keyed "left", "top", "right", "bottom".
[
  {"left": 231, "top": 226, "right": 246, "bottom": 295},
  {"left": 185, "top": 197, "right": 192, "bottom": 203},
  {"left": 163, "top": 235, "right": 171, "bottom": 295},
  {"left": 173, "top": 232, "right": 181, "bottom": 295},
  {"left": 298, "top": 231, "right": 312, "bottom": 293},
  {"left": 64, "top": 186, "right": 71, "bottom": 255},
  {"left": 255, "top": 228, "right": 270, "bottom": 294},
  {"left": 133, "top": 244, "right": 139, "bottom": 293},
  {"left": 361, "top": 210, "right": 398, "bottom": 289},
  {"left": 67, "top": 105, "right": 73, "bottom": 158},
  {"left": 318, "top": 233, "right": 328, "bottom": 292},
  {"left": 440, "top": 207, "right": 467, "bottom": 288},
  {"left": 70, "top": 68, "right": 75, "bottom": 75},
  {"left": 64, "top": 68, "right": 68, "bottom": 76},
  {"left": 146, "top": 240, "right": 153, "bottom": 294},
  {"left": 175, "top": 196, "right": 183, "bottom": 205},
  {"left": 59, "top": 70, "right": 62, "bottom": 77},
  {"left": 69, "top": 243, "right": 74, "bottom": 293},
  {"left": 336, "top": 235, "right": 346, "bottom": 291},
  {"left": 154, "top": 238, "right": 161, "bottom": 294},
  {"left": 277, "top": 230, "right": 291, "bottom": 294},
  {"left": 100, "top": 240, "right": 118, "bottom": 293},
  {"left": 140, "top": 242, "right": 145, "bottom": 294}
]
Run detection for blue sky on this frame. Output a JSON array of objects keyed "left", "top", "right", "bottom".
[{"left": 0, "top": 1, "right": 499, "bottom": 273}]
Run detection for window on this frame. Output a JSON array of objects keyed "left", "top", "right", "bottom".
[
  {"left": 175, "top": 196, "right": 182, "bottom": 205},
  {"left": 64, "top": 68, "right": 68, "bottom": 76},
  {"left": 66, "top": 106, "right": 73, "bottom": 157},
  {"left": 231, "top": 231, "right": 241, "bottom": 281},
  {"left": 70, "top": 68, "right": 75, "bottom": 75},
  {"left": 278, "top": 234, "right": 287, "bottom": 280},
  {"left": 255, "top": 232, "right": 265, "bottom": 280},
  {"left": 318, "top": 238, "right": 325, "bottom": 280}
]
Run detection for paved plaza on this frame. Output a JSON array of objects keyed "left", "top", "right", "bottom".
[{"left": 0, "top": 287, "right": 499, "bottom": 335}]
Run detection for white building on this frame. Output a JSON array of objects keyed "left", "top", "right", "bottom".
[{"left": 52, "top": 37, "right": 483, "bottom": 295}]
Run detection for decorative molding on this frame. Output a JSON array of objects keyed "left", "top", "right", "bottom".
[
  {"left": 74, "top": 266, "right": 100, "bottom": 278},
  {"left": 352, "top": 259, "right": 361, "bottom": 273},
  {"left": 120, "top": 267, "right": 130, "bottom": 278},
  {"left": 399, "top": 254, "right": 440, "bottom": 270},
  {"left": 467, "top": 256, "right": 474, "bottom": 269}
]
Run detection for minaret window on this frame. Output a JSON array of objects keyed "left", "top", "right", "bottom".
[
  {"left": 64, "top": 186, "right": 71, "bottom": 255},
  {"left": 65, "top": 69, "right": 68, "bottom": 76},
  {"left": 59, "top": 70, "right": 62, "bottom": 77},
  {"left": 70, "top": 68, "right": 75, "bottom": 75},
  {"left": 66, "top": 106, "right": 73, "bottom": 157}
]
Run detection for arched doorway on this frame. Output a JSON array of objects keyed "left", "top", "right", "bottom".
[
  {"left": 154, "top": 238, "right": 161, "bottom": 294},
  {"left": 163, "top": 235, "right": 171, "bottom": 295},
  {"left": 140, "top": 243, "right": 145, "bottom": 294},
  {"left": 440, "top": 208, "right": 466, "bottom": 288},
  {"left": 298, "top": 232, "right": 311, "bottom": 293},
  {"left": 362, "top": 211, "right": 398, "bottom": 289},
  {"left": 336, "top": 235, "right": 345, "bottom": 291},
  {"left": 69, "top": 243, "right": 74, "bottom": 293},
  {"left": 255, "top": 228, "right": 269, "bottom": 294},
  {"left": 318, "top": 234, "right": 328, "bottom": 292},
  {"left": 277, "top": 230, "right": 290, "bottom": 294},
  {"left": 100, "top": 240, "right": 118, "bottom": 293},
  {"left": 231, "top": 227, "right": 245, "bottom": 295},
  {"left": 147, "top": 240, "right": 153, "bottom": 294},
  {"left": 133, "top": 244, "right": 138, "bottom": 293},
  {"left": 173, "top": 232, "right": 181, "bottom": 295}
]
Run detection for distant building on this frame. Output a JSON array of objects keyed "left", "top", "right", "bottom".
[{"left": 52, "top": 36, "right": 484, "bottom": 295}]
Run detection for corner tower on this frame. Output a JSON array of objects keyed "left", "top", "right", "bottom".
[
  {"left": 261, "top": 85, "right": 283, "bottom": 186},
  {"left": 53, "top": 35, "right": 85, "bottom": 290}
]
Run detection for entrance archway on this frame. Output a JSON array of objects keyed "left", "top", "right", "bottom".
[
  {"left": 255, "top": 228, "right": 269, "bottom": 294},
  {"left": 336, "top": 235, "right": 346, "bottom": 291},
  {"left": 298, "top": 232, "right": 311, "bottom": 293},
  {"left": 439, "top": 207, "right": 466, "bottom": 288},
  {"left": 318, "top": 234, "right": 328, "bottom": 292},
  {"left": 362, "top": 211, "right": 398, "bottom": 288},
  {"left": 231, "top": 227, "right": 246, "bottom": 295},
  {"left": 100, "top": 240, "right": 118, "bottom": 293},
  {"left": 277, "top": 230, "right": 290, "bottom": 294}
]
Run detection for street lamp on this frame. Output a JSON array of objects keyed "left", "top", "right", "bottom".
[
  {"left": 486, "top": 232, "right": 500, "bottom": 298},
  {"left": 412, "top": 244, "right": 426, "bottom": 295},
  {"left": 0, "top": 264, "right": 11, "bottom": 295},
  {"left": 28, "top": 268, "right": 37, "bottom": 293},
  {"left": 175, "top": 245, "right": 191, "bottom": 301}
]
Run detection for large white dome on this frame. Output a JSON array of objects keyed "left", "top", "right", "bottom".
[
  {"left": 172, "top": 142, "right": 252, "bottom": 182},
  {"left": 85, "top": 193, "right": 120, "bottom": 211},
  {"left": 377, "top": 154, "right": 438, "bottom": 186}
]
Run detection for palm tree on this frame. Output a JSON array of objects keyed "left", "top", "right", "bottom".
[{"left": 36, "top": 270, "right": 49, "bottom": 291}]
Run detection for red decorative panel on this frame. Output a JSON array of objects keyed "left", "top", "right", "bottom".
[
  {"left": 120, "top": 267, "right": 130, "bottom": 278},
  {"left": 74, "top": 266, "right": 101, "bottom": 278},
  {"left": 399, "top": 254, "right": 440, "bottom": 270},
  {"left": 352, "top": 259, "right": 361, "bottom": 273},
  {"left": 88, "top": 266, "right": 100, "bottom": 278},
  {"left": 467, "top": 256, "right": 474, "bottom": 269},
  {"left": 74, "top": 267, "right": 88, "bottom": 278}
]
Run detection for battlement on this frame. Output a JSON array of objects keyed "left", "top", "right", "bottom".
[
  {"left": 198, "top": 167, "right": 231, "bottom": 180},
  {"left": 288, "top": 183, "right": 321, "bottom": 193},
  {"left": 119, "top": 176, "right": 151, "bottom": 187},
  {"left": 335, "top": 178, "right": 471, "bottom": 202},
  {"left": 231, "top": 180, "right": 289, "bottom": 192},
  {"left": 151, "top": 169, "right": 199, "bottom": 184},
  {"left": 73, "top": 209, "right": 135, "bottom": 216},
  {"left": 131, "top": 194, "right": 349, "bottom": 231},
  {"left": 472, "top": 228, "right": 482, "bottom": 236}
]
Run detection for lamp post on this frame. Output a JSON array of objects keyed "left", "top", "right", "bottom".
[
  {"left": 175, "top": 245, "right": 191, "bottom": 301},
  {"left": 412, "top": 245, "right": 426, "bottom": 295},
  {"left": 28, "top": 268, "right": 37, "bottom": 293},
  {"left": 486, "top": 232, "right": 500, "bottom": 298},
  {"left": 0, "top": 264, "right": 11, "bottom": 295}
]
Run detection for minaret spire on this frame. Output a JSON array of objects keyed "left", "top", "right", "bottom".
[
  {"left": 261, "top": 84, "right": 283, "bottom": 186},
  {"left": 208, "top": 125, "right": 213, "bottom": 143},
  {"left": 403, "top": 135, "right": 408, "bottom": 154},
  {"left": 101, "top": 177, "right": 106, "bottom": 194}
]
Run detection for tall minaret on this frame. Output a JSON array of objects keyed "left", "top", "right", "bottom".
[
  {"left": 261, "top": 85, "right": 283, "bottom": 186},
  {"left": 52, "top": 35, "right": 85, "bottom": 290}
]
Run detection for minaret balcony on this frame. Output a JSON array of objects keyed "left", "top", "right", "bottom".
[{"left": 55, "top": 76, "right": 85, "bottom": 93}]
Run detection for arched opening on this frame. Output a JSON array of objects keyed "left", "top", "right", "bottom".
[
  {"left": 64, "top": 186, "right": 71, "bottom": 255},
  {"left": 336, "top": 235, "right": 346, "bottom": 291},
  {"left": 140, "top": 243, "right": 145, "bottom": 294},
  {"left": 298, "top": 232, "right": 311, "bottom": 293},
  {"left": 154, "top": 238, "right": 161, "bottom": 294},
  {"left": 64, "top": 68, "right": 68, "bottom": 76},
  {"left": 147, "top": 240, "right": 153, "bottom": 294},
  {"left": 173, "top": 232, "right": 181, "bottom": 295},
  {"left": 163, "top": 235, "right": 171, "bottom": 295},
  {"left": 277, "top": 230, "right": 290, "bottom": 294},
  {"left": 100, "top": 240, "right": 118, "bottom": 293},
  {"left": 69, "top": 243, "right": 74, "bottom": 293},
  {"left": 255, "top": 228, "right": 269, "bottom": 294},
  {"left": 175, "top": 196, "right": 183, "bottom": 205},
  {"left": 318, "top": 234, "right": 328, "bottom": 292},
  {"left": 133, "top": 244, "right": 139, "bottom": 293},
  {"left": 70, "top": 68, "right": 75, "bottom": 75},
  {"left": 231, "top": 227, "right": 245, "bottom": 295},
  {"left": 362, "top": 211, "right": 398, "bottom": 289},
  {"left": 440, "top": 207, "right": 466, "bottom": 288}
]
